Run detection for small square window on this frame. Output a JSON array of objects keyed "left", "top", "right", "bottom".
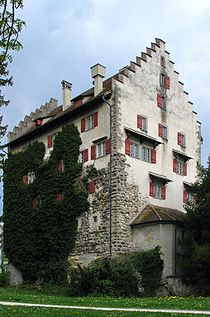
[{"left": 93, "top": 215, "right": 97, "bottom": 223}]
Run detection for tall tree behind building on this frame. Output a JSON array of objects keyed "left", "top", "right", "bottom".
[{"left": 0, "top": 0, "right": 25, "bottom": 169}]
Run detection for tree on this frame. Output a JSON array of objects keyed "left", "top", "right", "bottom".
[
  {"left": 183, "top": 163, "right": 210, "bottom": 293},
  {"left": 0, "top": 0, "right": 25, "bottom": 169}
]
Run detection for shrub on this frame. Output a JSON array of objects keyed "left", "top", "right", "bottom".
[
  {"left": 0, "top": 270, "right": 10, "bottom": 287},
  {"left": 69, "top": 247, "right": 163, "bottom": 297}
]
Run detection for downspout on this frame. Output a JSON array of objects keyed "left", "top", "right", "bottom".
[{"left": 102, "top": 95, "right": 112, "bottom": 257}]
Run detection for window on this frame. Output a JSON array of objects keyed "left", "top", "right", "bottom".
[
  {"left": 159, "top": 73, "right": 170, "bottom": 89},
  {"left": 86, "top": 115, "right": 94, "bottom": 130},
  {"left": 81, "top": 112, "right": 98, "bottom": 133},
  {"left": 161, "top": 56, "right": 165, "bottom": 67},
  {"left": 56, "top": 192, "right": 63, "bottom": 202},
  {"left": 173, "top": 158, "right": 187, "bottom": 176},
  {"left": 47, "top": 135, "right": 53, "bottom": 148},
  {"left": 177, "top": 132, "right": 185, "bottom": 147},
  {"left": 150, "top": 181, "right": 166, "bottom": 200},
  {"left": 97, "top": 141, "right": 106, "bottom": 158},
  {"left": 157, "top": 94, "right": 166, "bottom": 110},
  {"left": 137, "top": 114, "right": 147, "bottom": 132},
  {"left": 57, "top": 160, "right": 64, "bottom": 172},
  {"left": 142, "top": 146, "right": 151, "bottom": 162},
  {"left": 183, "top": 190, "right": 196, "bottom": 204},
  {"left": 130, "top": 142, "right": 139, "bottom": 159},
  {"left": 158, "top": 124, "right": 167, "bottom": 140},
  {"left": 32, "top": 196, "right": 41, "bottom": 209},
  {"left": 160, "top": 73, "right": 165, "bottom": 87},
  {"left": 28, "top": 172, "right": 35, "bottom": 184},
  {"left": 80, "top": 149, "right": 88, "bottom": 163},
  {"left": 125, "top": 139, "right": 156, "bottom": 163},
  {"left": 142, "top": 146, "right": 156, "bottom": 163},
  {"left": 35, "top": 119, "right": 42, "bottom": 127}
]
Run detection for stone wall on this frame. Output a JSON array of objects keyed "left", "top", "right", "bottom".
[{"left": 70, "top": 152, "right": 147, "bottom": 265}]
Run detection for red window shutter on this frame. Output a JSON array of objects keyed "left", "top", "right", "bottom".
[
  {"left": 183, "top": 191, "right": 188, "bottom": 204},
  {"left": 158, "top": 124, "right": 163, "bottom": 137},
  {"left": 137, "top": 115, "right": 142, "bottom": 129},
  {"left": 81, "top": 118, "right": 85, "bottom": 133},
  {"left": 89, "top": 179, "right": 95, "bottom": 194},
  {"left": 193, "top": 194, "right": 197, "bottom": 205},
  {"left": 91, "top": 145, "right": 96, "bottom": 160},
  {"left": 57, "top": 161, "right": 63, "bottom": 173},
  {"left": 84, "top": 149, "right": 88, "bottom": 162},
  {"left": 94, "top": 112, "right": 98, "bottom": 127},
  {"left": 149, "top": 182, "right": 154, "bottom": 197},
  {"left": 75, "top": 99, "right": 83, "bottom": 107},
  {"left": 157, "top": 94, "right": 162, "bottom": 107},
  {"left": 177, "top": 132, "right": 182, "bottom": 145},
  {"left": 173, "top": 159, "right": 177, "bottom": 172},
  {"left": 151, "top": 149, "right": 156, "bottom": 164},
  {"left": 47, "top": 135, "right": 53, "bottom": 148},
  {"left": 183, "top": 162, "right": 187, "bottom": 176},
  {"left": 125, "top": 138, "right": 130, "bottom": 155},
  {"left": 22, "top": 175, "right": 28, "bottom": 185},
  {"left": 161, "top": 186, "right": 166, "bottom": 200},
  {"left": 57, "top": 193, "right": 63, "bottom": 202},
  {"left": 165, "top": 76, "right": 170, "bottom": 89},
  {"left": 32, "top": 198, "right": 37, "bottom": 209},
  {"left": 106, "top": 138, "right": 111, "bottom": 155}
]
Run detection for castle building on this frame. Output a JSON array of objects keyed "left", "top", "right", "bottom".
[{"left": 6, "top": 38, "right": 201, "bottom": 287}]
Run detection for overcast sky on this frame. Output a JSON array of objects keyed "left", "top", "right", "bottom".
[{"left": 2, "top": 0, "right": 210, "bottom": 165}]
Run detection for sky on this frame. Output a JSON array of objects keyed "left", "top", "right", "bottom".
[{"left": 1, "top": 0, "right": 210, "bottom": 176}]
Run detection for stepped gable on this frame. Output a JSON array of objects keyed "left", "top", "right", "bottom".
[
  {"left": 111, "top": 38, "right": 194, "bottom": 111},
  {"left": 131, "top": 204, "right": 186, "bottom": 226},
  {"left": 8, "top": 98, "right": 58, "bottom": 142}
]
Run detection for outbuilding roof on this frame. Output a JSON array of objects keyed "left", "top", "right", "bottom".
[{"left": 131, "top": 204, "right": 186, "bottom": 226}]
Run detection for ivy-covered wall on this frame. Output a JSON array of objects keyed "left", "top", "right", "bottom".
[{"left": 3, "top": 124, "right": 89, "bottom": 283}]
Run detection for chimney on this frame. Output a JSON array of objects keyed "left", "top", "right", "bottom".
[
  {"left": 91, "top": 63, "right": 106, "bottom": 96},
  {"left": 61, "top": 80, "right": 72, "bottom": 111}
]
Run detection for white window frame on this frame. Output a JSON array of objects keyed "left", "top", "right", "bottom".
[
  {"left": 141, "top": 116, "right": 147, "bottom": 132},
  {"left": 28, "top": 172, "right": 36, "bottom": 184},
  {"left": 176, "top": 159, "right": 184, "bottom": 175},
  {"left": 154, "top": 182, "right": 162, "bottom": 199},
  {"left": 187, "top": 191, "right": 194, "bottom": 203},
  {"left": 141, "top": 146, "right": 152, "bottom": 163},
  {"left": 162, "top": 125, "right": 167, "bottom": 139},
  {"left": 96, "top": 141, "right": 106, "bottom": 158},
  {"left": 180, "top": 133, "right": 185, "bottom": 147},
  {"left": 130, "top": 142, "right": 139, "bottom": 159},
  {"left": 85, "top": 114, "right": 94, "bottom": 131}
]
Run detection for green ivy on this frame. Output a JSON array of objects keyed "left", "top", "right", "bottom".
[{"left": 3, "top": 124, "right": 89, "bottom": 283}]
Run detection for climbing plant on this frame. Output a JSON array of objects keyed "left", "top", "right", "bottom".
[{"left": 3, "top": 124, "right": 89, "bottom": 283}]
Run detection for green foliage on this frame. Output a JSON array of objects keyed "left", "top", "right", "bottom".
[
  {"left": 69, "top": 247, "right": 163, "bottom": 297},
  {"left": 0, "top": 270, "right": 9, "bottom": 287},
  {"left": 131, "top": 247, "right": 163, "bottom": 295},
  {"left": 3, "top": 124, "right": 89, "bottom": 283},
  {"left": 183, "top": 166, "right": 210, "bottom": 293}
]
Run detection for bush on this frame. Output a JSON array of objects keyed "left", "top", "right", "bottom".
[
  {"left": 0, "top": 270, "right": 10, "bottom": 287},
  {"left": 69, "top": 247, "right": 163, "bottom": 297}
]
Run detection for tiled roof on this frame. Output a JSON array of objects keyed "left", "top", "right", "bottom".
[{"left": 131, "top": 204, "right": 186, "bottom": 226}]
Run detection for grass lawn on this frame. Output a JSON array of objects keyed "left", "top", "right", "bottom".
[{"left": 0, "top": 287, "right": 210, "bottom": 316}]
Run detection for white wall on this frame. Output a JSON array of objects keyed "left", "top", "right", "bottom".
[{"left": 115, "top": 41, "right": 200, "bottom": 211}]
